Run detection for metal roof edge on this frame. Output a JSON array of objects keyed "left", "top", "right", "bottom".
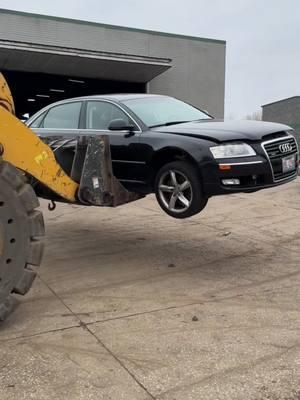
[
  {"left": 0, "top": 39, "right": 173, "bottom": 66},
  {"left": 0, "top": 8, "right": 226, "bottom": 45},
  {"left": 262, "top": 96, "right": 300, "bottom": 108}
]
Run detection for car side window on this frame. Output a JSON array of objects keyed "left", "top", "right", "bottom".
[
  {"left": 41, "top": 102, "right": 82, "bottom": 129},
  {"left": 86, "top": 101, "right": 133, "bottom": 130},
  {"left": 29, "top": 111, "right": 47, "bottom": 128}
]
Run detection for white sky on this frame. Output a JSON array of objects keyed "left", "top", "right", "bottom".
[{"left": 0, "top": 0, "right": 299, "bottom": 118}]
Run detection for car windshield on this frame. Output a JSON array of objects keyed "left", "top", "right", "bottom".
[{"left": 122, "top": 96, "right": 212, "bottom": 128}]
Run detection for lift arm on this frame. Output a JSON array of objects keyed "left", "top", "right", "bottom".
[
  {"left": 0, "top": 73, "right": 142, "bottom": 207},
  {"left": 0, "top": 72, "right": 143, "bottom": 322},
  {"left": 0, "top": 73, "right": 15, "bottom": 114},
  {"left": 0, "top": 73, "right": 78, "bottom": 202}
]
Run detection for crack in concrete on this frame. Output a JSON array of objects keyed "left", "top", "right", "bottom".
[
  {"left": 36, "top": 275, "right": 157, "bottom": 400},
  {"left": 155, "top": 342, "right": 300, "bottom": 399}
]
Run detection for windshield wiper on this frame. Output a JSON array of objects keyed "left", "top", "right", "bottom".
[{"left": 149, "top": 121, "right": 190, "bottom": 128}]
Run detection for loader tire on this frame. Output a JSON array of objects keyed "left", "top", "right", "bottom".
[{"left": 0, "top": 161, "right": 45, "bottom": 321}]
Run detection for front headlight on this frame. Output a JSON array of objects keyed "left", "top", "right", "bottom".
[{"left": 210, "top": 143, "right": 256, "bottom": 159}]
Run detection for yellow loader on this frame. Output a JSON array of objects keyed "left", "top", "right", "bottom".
[{"left": 0, "top": 73, "right": 140, "bottom": 320}]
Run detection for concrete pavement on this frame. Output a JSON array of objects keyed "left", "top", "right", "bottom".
[{"left": 0, "top": 180, "right": 299, "bottom": 399}]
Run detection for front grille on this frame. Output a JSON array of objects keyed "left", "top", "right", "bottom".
[
  {"left": 262, "top": 131, "right": 289, "bottom": 142},
  {"left": 262, "top": 136, "right": 298, "bottom": 182}
]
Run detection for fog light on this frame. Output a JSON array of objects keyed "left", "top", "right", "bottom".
[{"left": 222, "top": 178, "right": 240, "bottom": 186}]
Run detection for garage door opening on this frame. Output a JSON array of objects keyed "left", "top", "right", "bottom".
[{"left": 3, "top": 70, "right": 146, "bottom": 119}]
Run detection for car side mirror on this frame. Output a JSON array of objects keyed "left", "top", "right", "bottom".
[{"left": 108, "top": 119, "right": 136, "bottom": 132}]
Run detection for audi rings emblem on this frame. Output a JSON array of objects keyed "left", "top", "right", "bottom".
[{"left": 279, "top": 143, "right": 293, "bottom": 153}]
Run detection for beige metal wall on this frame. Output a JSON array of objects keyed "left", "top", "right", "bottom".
[{"left": 0, "top": 9, "right": 226, "bottom": 117}]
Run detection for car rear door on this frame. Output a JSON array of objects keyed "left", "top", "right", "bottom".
[
  {"left": 29, "top": 100, "right": 83, "bottom": 175},
  {"left": 29, "top": 100, "right": 83, "bottom": 142}
]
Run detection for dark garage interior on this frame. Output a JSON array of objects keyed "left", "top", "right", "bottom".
[{"left": 3, "top": 70, "right": 146, "bottom": 119}]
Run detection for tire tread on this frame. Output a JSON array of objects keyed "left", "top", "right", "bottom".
[{"left": 0, "top": 162, "right": 45, "bottom": 321}]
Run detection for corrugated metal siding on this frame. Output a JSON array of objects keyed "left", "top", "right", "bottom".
[{"left": 262, "top": 98, "right": 300, "bottom": 146}]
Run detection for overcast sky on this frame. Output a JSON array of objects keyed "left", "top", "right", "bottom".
[{"left": 0, "top": 0, "right": 299, "bottom": 118}]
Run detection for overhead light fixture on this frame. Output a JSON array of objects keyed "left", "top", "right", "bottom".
[
  {"left": 68, "top": 79, "right": 85, "bottom": 84},
  {"left": 36, "top": 94, "right": 50, "bottom": 98},
  {"left": 50, "top": 89, "right": 65, "bottom": 93},
  {"left": 27, "top": 98, "right": 36, "bottom": 102}
]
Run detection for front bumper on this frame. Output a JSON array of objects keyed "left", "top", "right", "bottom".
[{"left": 202, "top": 136, "right": 299, "bottom": 197}]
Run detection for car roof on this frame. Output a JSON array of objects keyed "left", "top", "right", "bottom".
[
  {"left": 55, "top": 93, "right": 168, "bottom": 104},
  {"left": 26, "top": 93, "right": 169, "bottom": 124}
]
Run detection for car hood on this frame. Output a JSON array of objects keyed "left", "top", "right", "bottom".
[{"left": 153, "top": 119, "right": 292, "bottom": 143}]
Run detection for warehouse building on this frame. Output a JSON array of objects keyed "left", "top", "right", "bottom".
[
  {"left": 0, "top": 9, "right": 226, "bottom": 119},
  {"left": 262, "top": 97, "right": 300, "bottom": 145}
]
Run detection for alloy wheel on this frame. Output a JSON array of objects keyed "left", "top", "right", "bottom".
[{"left": 158, "top": 169, "right": 193, "bottom": 213}]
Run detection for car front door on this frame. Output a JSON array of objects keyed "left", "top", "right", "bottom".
[{"left": 84, "top": 100, "right": 146, "bottom": 189}]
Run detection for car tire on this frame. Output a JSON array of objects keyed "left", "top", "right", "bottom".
[
  {"left": 154, "top": 161, "right": 208, "bottom": 219},
  {"left": 0, "top": 162, "right": 45, "bottom": 321}
]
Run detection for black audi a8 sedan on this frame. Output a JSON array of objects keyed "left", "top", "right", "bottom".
[{"left": 27, "top": 94, "right": 299, "bottom": 218}]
